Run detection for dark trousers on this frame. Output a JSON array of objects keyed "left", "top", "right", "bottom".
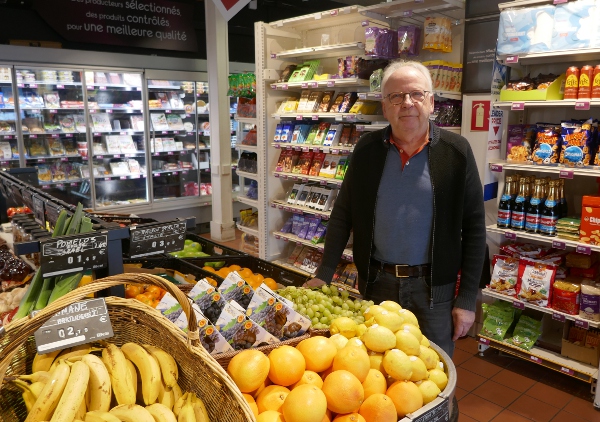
[{"left": 363, "top": 268, "right": 455, "bottom": 357}]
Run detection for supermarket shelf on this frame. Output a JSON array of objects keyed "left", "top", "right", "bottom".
[
  {"left": 152, "top": 169, "right": 195, "bottom": 176},
  {"left": 0, "top": 107, "right": 14, "bottom": 110},
  {"left": 274, "top": 42, "right": 365, "bottom": 60},
  {"left": 21, "top": 107, "right": 85, "bottom": 111},
  {"left": 92, "top": 107, "right": 143, "bottom": 111},
  {"left": 70, "top": 191, "right": 91, "bottom": 200},
  {"left": 486, "top": 224, "right": 599, "bottom": 252},
  {"left": 90, "top": 130, "right": 144, "bottom": 135},
  {"left": 478, "top": 335, "right": 598, "bottom": 383},
  {"left": 149, "top": 108, "right": 186, "bottom": 112},
  {"left": 151, "top": 130, "right": 194, "bottom": 135},
  {"left": 269, "top": 6, "right": 363, "bottom": 31},
  {"left": 0, "top": 159, "right": 19, "bottom": 162},
  {"left": 272, "top": 231, "right": 353, "bottom": 261},
  {"left": 358, "top": 123, "right": 388, "bottom": 132},
  {"left": 24, "top": 132, "right": 85, "bottom": 137},
  {"left": 151, "top": 150, "right": 195, "bottom": 157},
  {"left": 367, "top": 90, "right": 461, "bottom": 101},
  {"left": 16, "top": 81, "right": 81, "bottom": 87},
  {"left": 236, "top": 169, "right": 258, "bottom": 180},
  {"left": 234, "top": 116, "right": 257, "bottom": 124},
  {"left": 494, "top": 100, "right": 600, "bottom": 109},
  {"left": 273, "top": 113, "right": 382, "bottom": 122},
  {"left": 497, "top": 48, "right": 600, "bottom": 67},
  {"left": 39, "top": 179, "right": 85, "bottom": 187},
  {"left": 96, "top": 174, "right": 147, "bottom": 181},
  {"left": 271, "top": 199, "right": 332, "bottom": 220},
  {"left": 86, "top": 83, "right": 141, "bottom": 90},
  {"left": 273, "top": 171, "right": 343, "bottom": 187},
  {"left": 272, "top": 259, "right": 314, "bottom": 277},
  {"left": 498, "top": 0, "right": 554, "bottom": 11},
  {"left": 93, "top": 152, "right": 145, "bottom": 158},
  {"left": 487, "top": 160, "right": 600, "bottom": 177},
  {"left": 482, "top": 288, "right": 600, "bottom": 329},
  {"left": 237, "top": 196, "right": 259, "bottom": 208},
  {"left": 147, "top": 85, "right": 182, "bottom": 89},
  {"left": 360, "top": 0, "right": 464, "bottom": 21},
  {"left": 25, "top": 154, "right": 82, "bottom": 160},
  {"left": 270, "top": 78, "right": 370, "bottom": 91},
  {"left": 235, "top": 144, "right": 258, "bottom": 152},
  {"left": 272, "top": 143, "right": 354, "bottom": 155},
  {"left": 236, "top": 223, "right": 259, "bottom": 237}
]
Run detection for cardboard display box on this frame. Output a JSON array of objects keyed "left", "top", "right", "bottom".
[{"left": 561, "top": 338, "right": 600, "bottom": 367}]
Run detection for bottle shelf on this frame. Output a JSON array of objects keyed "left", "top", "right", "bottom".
[{"left": 486, "top": 224, "right": 597, "bottom": 253}]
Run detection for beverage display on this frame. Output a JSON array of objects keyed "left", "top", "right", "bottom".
[
  {"left": 540, "top": 180, "right": 559, "bottom": 237},
  {"left": 511, "top": 176, "right": 529, "bottom": 231},
  {"left": 525, "top": 179, "right": 545, "bottom": 234},
  {"left": 497, "top": 175, "right": 516, "bottom": 228}
]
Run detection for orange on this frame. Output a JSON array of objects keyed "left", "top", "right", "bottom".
[
  {"left": 125, "top": 284, "right": 142, "bottom": 298},
  {"left": 358, "top": 394, "right": 397, "bottom": 422},
  {"left": 251, "top": 377, "right": 272, "bottom": 398},
  {"left": 202, "top": 266, "right": 216, "bottom": 273},
  {"left": 322, "top": 370, "right": 364, "bottom": 414},
  {"left": 320, "top": 366, "right": 334, "bottom": 381},
  {"left": 386, "top": 380, "right": 423, "bottom": 418},
  {"left": 229, "top": 264, "right": 242, "bottom": 271},
  {"left": 205, "top": 277, "right": 218, "bottom": 287},
  {"left": 135, "top": 293, "right": 153, "bottom": 306},
  {"left": 333, "top": 414, "right": 366, "bottom": 422},
  {"left": 254, "top": 273, "right": 265, "bottom": 282},
  {"left": 268, "top": 345, "right": 306, "bottom": 386},
  {"left": 291, "top": 371, "right": 324, "bottom": 390},
  {"left": 239, "top": 267, "right": 254, "bottom": 278},
  {"left": 243, "top": 393, "right": 259, "bottom": 418},
  {"left": 257, "top": 410, "right": 286, "bottom": 422},
  {"left": 320, "top": 410, "right": 333, "bottom": 422},
  {"left": 257, "top": 385, "right": 291, "bottom": 413},
  {"left": 216, "top": 268, "right": 231, "bottom": 278},
  {"left": 282, "top": 384, "right": 328, "bottom": 422},
  {"left": 332, "top": 347, "right": 370, "bottom": 383},
  {"left": 227, "top": 349, "right": 270, "bottom": 393},
  {"left": 263, "top": 277, "right": 278, "bottom": 290},
  {"left": 361, "top": 369, "right": 386, "bottom": 399},
  {"left": 144, "top": 285, "right": 162, "bottom": 300},
  {"left": 296, "top": 336, "right": 338, "bottom": 373}
]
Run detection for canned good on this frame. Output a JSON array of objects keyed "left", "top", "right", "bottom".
[
  {"left": 564, "top": 66, "right": 579, "bottom": 100},
  {"left": 578, "top": 65, "right": 594, "bottom": 99},
  {"left": 592, "top": 65, "right": 600, "bottom": 99}
]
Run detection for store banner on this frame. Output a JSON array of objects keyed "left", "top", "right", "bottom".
[
  {"left": 210, "top": 0, "right": 252, "bottom": 21},
  {"left": 33, "top": 0, "right": 197, "bottom": 52}
]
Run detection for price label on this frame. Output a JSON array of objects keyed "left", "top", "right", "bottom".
[
  {"left": 128, "top": 221, "right": 188, "bottom": 258},
  {"left": 530, "top": 355, "right": 542, "bottom": 363},
  {"left": 322, "top": 214, "right": 329, "bottom": 220},
  {"left": 554, "top": 0, "right": 568, "bottom": 4},
  {"left": 38, "top": 158, "right": 45, "bottom": 163},
  {"left": 30, "top": 134, "right": 37, "bottom": 139},
  {"left": 99, "top": 86, "right": 106, "bottom": 90},
  {"left": 283, "top": 206, "right": 290, "bottom": 212},
  {"left": 311, "top": 115, "right": 319, "bottom": 121},
  {"left": 51, "top": 134, "right": 59, "bottom": 138},
  {"left": 41, "top": 185, "right": 50, "bottom": 190},
  {"left": 415, "top": 0, "right": 425, "bottom": 3},
  {"left": 575, "top": 319, "right": 589, "bottom": 329},
  {"left": 575, "top": 100, "right": 590, "bottom": 111},
  {"left": 560, "top": 367, "right": 575, "bottom": 375},
  {"left": 320, "top": 180, "right": 327, "bottom": 185},
  {"left": 374, "top": 93, "right": 383, "bottom": 100},
  {"left": 309, "top": 82, "right": 318, "bottom": 88},
  {"left": 34, "top": 298, "right": 114, "bottom": 354},
  {"left": 302, "top": 177, "right": 308, "bottom": 183},
  {"left": 331, "top": 149, "right": 339, "bottom": 155},
  {"left": 282, "top": 84, "right": 288, "bottom": 90},
  {"left": 296, "top": 115, "right": 303, "bottom": 120},
  {"left": 342, "top": 149, "right": 349, "bottom": 154},
  {"left": 66, "top": 133, "right": 73, "bottom": 138},
  {"left": 356, "top": 125, "right": 364, "bottom": 132},
  {"left": 330, "top": 9, "right": 338, "bottom": 16},
  {"left": 70, "top": 183, "right": 78, "bottom": 187},
  {"left": 41, "top": 232, "right": 108, "bottom": 277},
  {"left": 282, "top": 174, "right": 288, "bottom": 179},
  {"left": 3, "top": 136, "right": 12, "bottom": 139},
  {"left": 403, "top": 10, "right": 413, "bottom": 17},
  {"left": 411, "top": 398, "right": 449, "bottom": 422},
  {"left": 490, "top": 164, "right": 503, "bottom": 172},
  {"left": 327, "top": 81, "right": 335, "bottom": 87},
  {"left": 577, "top": 244, "right": 591, "bottom": 255},
  {"left": 274, "top": 173, "right": 280, "bottom": 178},
  {"left": 506, "top": 55, "right": 519, "bottom": 64},
  {"left": 274, "top": 144, "right": 280, "bottom": 149},
  {"left": 21, "top": 190, "right": 33, "bottom": 210},
  {"left": 87, "top": 85, "right": 95, "bottom": 90},
  {"left": 511, "top": 102, "right": 525, "bottom": 111},
  {"left": 113, "top": 154, "right": 120, "bottom": 158},
  {"left": 48, "top": 109, "right": 57, "bottom": 114},
  {"left": 301, "top": 147, "right": 309, "bottom": 152},
  {"left": 89, "top": 109, "right": 96, "bottom": 114},
  {"left": 504, "top": 231, "right": 517, "bottom": 241},
  {"left": 301, "top": 83, "right": 308, "bottom": 88},
  {"left": 358, "top": 93, "right": 367, "bottom": 100},
  {"left": 173, "top": 131, "right": 179, "bottom": 135},
  {"left": 56, "top": 84, "right": 65, "bottom": 89},
  {"left": 313, "top": 147, "right": 320, "bottom": 153},
  {"left": 271, "top": 53, "right": 277, "bottom": 59},
  {"left": 275, "top": 234, "right": 281, "bottom": 240},
  {"left": 294, "top": 147, "right": 301, "bottom": 151},
  {"left": 552, "top": 240, "right": 566, "bottom": 250},
  {"left": 45, "top": 203, "right": 63, "bottom": 227},
  {"left": 559, "top": 169, "right": 574, "bottom": 179},
  {"left": 479, "top": 337, "right": 490, "bottom": 345},
  {"left": 271, "top": 203, "right": 277, "bottom": 208},
  {"left": 60, "top": 157, "right": 68, "bottom": 162},
  {"left": 552, "top": 312, "right": 566, "bottom": 322},
  {"left": 29, "top": 83, "right": 38, "bottom": 88},
  {"left": 119, "top": 176, "right": 127, "bottom": 180},
  {"left": 513, "top": 300, "right": 525, "bottom": 310},
  {"left": 167, "top": 152, "right": 174, "bottom": 155},
  {"left": 17, "top": 83, "right": 24, "bottom": 88},
  {"left": 165, "top": 110, "right": 171, "bottom": 114},
  {"left": 286, "top": 146, "right": 292, "bottom": 150},
  {"left": 283, "top": 237, "right": 288, "bottom": 242},
  {"left": 361, "top": 20, "right": 369, "bottom": 26}
]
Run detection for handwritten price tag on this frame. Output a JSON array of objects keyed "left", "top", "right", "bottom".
[{"left": 511, "top": 102, "right": 525, "bottom": 111}]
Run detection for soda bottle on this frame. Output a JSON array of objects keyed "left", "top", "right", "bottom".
[
  {"left": 497, "top": 175, "right": 516, "bottom": 228},
  {"left": 559, "top": 179, "right": 568, "bottom": 218},
  {"left": 540, "top": 180, "right": 559, "bottom": 236},
  {"left": 525, "top": 179, "right": 544, "bottom": 233},
  {"left": 511, "top": 177, "right": 529, "bottom": 230}
]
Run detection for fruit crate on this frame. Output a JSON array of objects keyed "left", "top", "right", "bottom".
[
  {"left": 185, "top": 256, "right": 311, "bottom": 287},
  {"left": 122, "top": 256, "right": 221, "bottom": 285},
  {"left": 178, "top": 233, "right": 247, "bottom": 258}
]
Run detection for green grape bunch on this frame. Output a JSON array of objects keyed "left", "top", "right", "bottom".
[{"left": 276, "top": 285, "right": 374, "bottom": 329}]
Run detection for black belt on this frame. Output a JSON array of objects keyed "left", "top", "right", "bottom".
[{"left": 372, "top": 259, "right": 431, "bottom": 278}]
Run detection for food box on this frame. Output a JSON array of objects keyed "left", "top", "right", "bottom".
[
  {"left": 499, "top": 74, "right": 565, "bottom": 102},
  {"left": 215, "top": 300, "right": 279, "bottom": 351},
  {"left": 186, "top": 278, "right": 226, "bottom": 324},
  {"left": 561, "top": 338, "right": 600, "bottom": 366},
  {"left": 580, "top": 196, "right": 600, "bottom": 245},
  {"left": 218, "top": 272, "right": 254, "bottom": 309},
  {"left": 150, "top": 113, "right": 169, "bottom": 131},
  {"left": 91, "top": 113, "right": 113, "bottom": 132},
  {"left": 174, "top": 304, "right": 233, "bottom": 355},
  {"left": 156, "top": 292, "right": 184, "bottom": 324}
]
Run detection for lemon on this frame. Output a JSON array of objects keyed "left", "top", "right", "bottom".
[
  {"left": 428, "top": 368, "right": 448, "bottom": 391},
  {"left": 363, "top": 305, "right": 386, "bottom": 321},
  {"left": 419, "top": 346, "right": 440, "bottom": 370},
  {"left": 398, "top": 309, "right": 419, "bottom": 327},
  {"left": 420, "top": 335, "right": 430, "bottom": 348},
  {"left": 374, "top": 311, "right": 404, "bottom": 332},
  {"left": 330, "top": 317, "right": 358, "bottom": 339},
  {"left": 382, "top": 349, "right": 412, "bottom": 381},
  {"left": 408, "top": 356, "right": 428, "bottom": 382},
  {"left": 394, "top": 330, "right": 421, "bottom": 356},
  {"left": 362, "top": 324, "right": 396, "bottom": 353},
  {"left": 356, "top": 323, "right": 368, "bottom": 337},
  {"left": 401, "top": 323, "right": 423, "bottom": 342},
  {"left": 330, "top": 333, "right": 349, "bottom": 350},
  {"left": 380, "top": 301, "right": 402, "bottom": 312},
  {"left": 368, "top": 351, "right": 386, "bottom": 375},
  {"left": 418, "top": 380, "right": 441, "bottom": 404},
  {"left": 345, "top": 337, "right": 368, "bottom": 352}
]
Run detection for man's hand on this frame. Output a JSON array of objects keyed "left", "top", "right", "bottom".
[
  {"left": 303, "top": 278, "right": 326, "bottom": 288},
  {"left": 452, "top": 307, "right": 475, "bottom": 341}
]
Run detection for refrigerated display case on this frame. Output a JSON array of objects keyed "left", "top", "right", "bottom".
[{"left": 0, "top": 67, "right": 19, "bottom": 170}]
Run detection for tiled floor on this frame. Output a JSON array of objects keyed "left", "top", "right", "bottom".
[{"left": 454, "top": 337, "right": 599, "bottom": 422}]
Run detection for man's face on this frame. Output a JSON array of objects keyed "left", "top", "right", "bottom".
[{"left": 382, "top": 67, "right": 434, "bottom": 134}]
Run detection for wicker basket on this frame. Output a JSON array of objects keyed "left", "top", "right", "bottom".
[{"left": 0, "top": 273, "right": 255, "bottom": 422}]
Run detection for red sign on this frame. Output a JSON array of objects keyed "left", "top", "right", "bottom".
[
  {"left": 211, "top": 0, "right": 251, "bottom": 21},
  {"left": 471, "top": 100, "right": 490, "bottom": 131}
]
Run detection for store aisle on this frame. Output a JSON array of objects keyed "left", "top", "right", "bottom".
[{"left": 454, "top": 337, "right": 598, "bottom": 422}]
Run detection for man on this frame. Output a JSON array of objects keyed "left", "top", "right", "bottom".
[{"left": 305, "top": 60, "right": 486, "bottom": 356}]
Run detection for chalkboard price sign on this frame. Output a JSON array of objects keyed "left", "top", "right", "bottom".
[
  {"left": 128, "top": 221, "right": 187, "bottom": 258},
  {"left": 45, "top": 202, "right": 63, "bottom": 227},
  {"left": 40, "top": 233, "right": 108, "bottom": 277},
  {"left": 32, "top": 195, "right": 46, "bottom": 227},
  {"left": 412, "top": 398, "right": 449, "bottom": 422},
  {"left": 34, "top": 298, "right": 114, "bottom": 354}
]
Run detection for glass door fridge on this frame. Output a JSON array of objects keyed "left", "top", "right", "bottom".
[
  {"left": 84, "top": 70, "right": 148, "bottom": 208},
  {"left": 0, "top": 67, "right": 18, "bottom": 170}
]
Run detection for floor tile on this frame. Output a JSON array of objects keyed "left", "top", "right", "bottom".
[
  {"left": 562, "top": 397, "right": 600, "bottom": 421},
  {"left": 472, "top": 380, "right": 521, "bottom": 408},
  {"left": 551, "top": 410, "right": 590, "bottom": 422},
  {"left": 455, "top": 387, "right": 469, "bottom": 402},
  {"left": 456, "top": 367, "right": 487, "bottom": 392},
  {"left": 453, "top": 347, "right": 475, "bottom": 366},
  {"left": 491, "top": 409, "right": 533, "bottom": 422},
  {"left": 526, "top": 382, "right": 574, "bottom": 409},
  {"left": 459, "top": 413, "right": 478, "bottom": 422},
  {"left": 456, "top": 337, "right": 480, "bottom": 355},
  {"left": 460, "top": 356, "right": 503, "bottom": 379},
  {"left": 458, "top": 394, "right": 503, "bottom": 422},
  {"left": 508, "top": 395, "right": 561, "bottom": 422},
  {"left": 490, "top": 369, "right": 536, "bottom": 394}
]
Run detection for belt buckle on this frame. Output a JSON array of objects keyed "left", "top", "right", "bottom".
[{"left": 395, "top": 264, "right": 409, "bottom": 278}]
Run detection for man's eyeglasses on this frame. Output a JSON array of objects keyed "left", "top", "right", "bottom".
[{"left": 384, "top": 90, "right": 430, "bottom": 105}]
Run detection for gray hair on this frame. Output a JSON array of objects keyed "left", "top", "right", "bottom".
[{"left": 381, "top": 60, "right": 433, "bottom": 94}]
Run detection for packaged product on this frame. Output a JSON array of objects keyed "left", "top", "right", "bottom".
[
  {"left": 580, "top": 196, "right": 600, "bottom": 245},
  {"left": 291, "top": 214, "right": 304, "bottom": 236},
  {"left": 490, "top": 255, "right": 520, "bottom": 296},
  {"left": 283, "top": 151, "right": 300, "bottom": 173},
  {"left": 280, "top": 124, "right": 295, "bottom": 143},
  {"left": 505, "top": 315, "right": 542, "bottom": 350},
  {"left": 531, "top": 123, "right": 561, "bottom": 165},
  {"left": 580, "top": 283, "right": 600, "bottom": 321},
  {"left": 287, "top": 244, "right": 305, "bottom": 265},
  {"left": 51, "top": 162, "right": 67, "bottom": 182},
  {"left": 313, "top": 122, "right": 331, "bottom": 146},
  {"left": 28, "top": 138, "right": 47, "bottom": 157},
  {"left": 37, "top": 165, "right": 52, "bottom": 183},
  {"left": 318, "top": 91, "right": 335, "bottom": 112},
  {"left": 218, "top": 272, "right": 255, "bottom": 309},
  {"left": 175, "top": 305, "right": 233, "bottom": 355},
  {"left": 295, "top": 186, "right": 311, "bottom": 207},
  {"left": 294, "top": 151, "right": 314, "bottom": 175},
  {"left": 559, "top": 119, "right": 594, "bottom": 167},
  {"left": 186, "top": 278, "right": 227, "bottom": 325},
  {"left": 309, "top": 152, "right": 326, "bottom": 176},
  {"left": 497, "top": 6, "right": 555, "bottom": 55},
  {"left": 566, "top": 251, "right": 598, "bottom": 269},
  {"left": 296, "top": 90, "right": 311, "bottom": 114},
  {"left": 338, "top": 93, "right": 358, "bottom": 114},
  {"left": 330, "top": 94, "right": 346, "bottom": 113},
  {"left": 398, "top": 25, "right": 420, "bottom": 55},
  {"left": 570, "top": 263, "right": 599, "bottom": 279},
  {"left": 370, "top": 69, "right": 383, "bottom": 92},
  {"left": 215, "top": 301, "right": 279, "bottom": 350},
  {"left": 46, "top": 138, "right": 65, "bottom": 156},
  {"left": 518, "top": 259, "right": 556, "bottom": 307},
  {"left": 480, "top": 301, "right": 515, "bottom": 341},
  {"left": 422, "top": 17, "right": 452, "bottom": 52},
  {"left": 506, "top": 124, "right": 535, "bottom": 162},
  {"left": 277, "top": 65, "right": 297, "bottom": 83},
  {"left": 499, "top": 242, "right": 551, "bottom": 259},
  {"left": 551, "top": 0, "right": 595, "bottom": 51},
  {"left": 552, "top": 280, "right": 581, "bottom": 315},
  {"left": 311, "top": 222, "right": 327, "bottom": 244},
  {"left": 156, "top": 292, "right": 184, "bottom": 324}
]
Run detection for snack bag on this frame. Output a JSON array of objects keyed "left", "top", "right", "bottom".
[
  {"left": 497, "top": 6, "right": 555, "bottom": 55},
  {"left": 531, "top": 123, "right": 561, "bottom": 165},
  {"left": 506, "top": 124, "right": 535, "bottom": 162},
  {"left": 559, "top": 118, "right": 593, "bottom": 167},
  {"left": 552, "top": 280, "right": 581, "bottom": 315},
  {"left": 505, "top": 315, "right": 542, "bottom": 350},
  {"left": 480, "top": 301, "right": 515, "bottom": 341},
  {"left": 489, "top": 255, "right": 520, "bottom": 296},
  {"left": 518, "top": 259, "right": 556, "bottom": 307}
]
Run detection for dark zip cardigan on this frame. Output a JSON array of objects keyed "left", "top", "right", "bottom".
[{"left": 315, "top": 123, "right": 486, "bottom": 312}]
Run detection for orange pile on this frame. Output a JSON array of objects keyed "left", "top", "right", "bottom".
[
  {"left": 125, "top": 283, "right": 167, "bottom": 308},
  {"left": 202, "top": 264, "right": 278, "bottom": 290}
]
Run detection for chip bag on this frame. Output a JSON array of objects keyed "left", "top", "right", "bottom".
[
  {"left": 559, "top": 118, "right": 594, "bottom": 167},
  {"left": 489, "top": 255, "right": 520, "bottom": 297},
  {"left": 552, "top": 280, "right": 581, "bottom": 315},
  {"left": 518, "top": 259, "right": 556, "bottom": 307},
  {"left": 531, "top": 123, "right": 561, "bottom": 165}
]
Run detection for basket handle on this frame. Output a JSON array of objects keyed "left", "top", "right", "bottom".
[{"left": 1, "top": 274, "right": 199, "bottom": 362}]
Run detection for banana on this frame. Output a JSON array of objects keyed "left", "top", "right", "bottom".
[
  {"left": 84, "top": 411, "right": 122, "bottom": 422},
  {"left": 81, "top": 354, "right": 111, "bottom": 412},
  {"left": 28, "top": 381, "right": 46, "bottom": 399},
  {"left": 11, "top": 379, "right": 36, "bottom": 413},
  {"left": 171, "top": 383, "right": 182, "bottom": 405},
  {"left": 19, "top": 371, "right": 52, "bottom": 384},
  {"left": 50, "top": 360, "right": 90, "bottom": 422},
  {"left": 101, "top": 344, "right": 136, "bottom": 405},
  {"left": 177, "top": 393, "right": 196, "bottom": 422},
  {"left": 49, "top": 345, "right": 98, "bottom": 372},
  {"left": 109, "top": 404, "right": 155, "bottom": 422},
  {"left": 75, "top": 397, "right": 87, "bottom": 421},
  {"left": 173, "top": 392, "right": 188, "bottom": 418},
  {"left": 158, "top": 382, "right": 175, "bottom": 411},
  {"left": 32, "top": 350, "right": 61, "bottom": 373},
  {"left": 125, "top": 359, "right": 138, "bottom": 397},
  {"left": 25, "top": 360, "right": 70, "bottom": 422},
  {"left": 121, "top": 343, "right": 161, "bottom": 405},
  {"left": 191, "top": 394, "right": 209, "bottom": 422},
  {"left": 143, "top": 345, "right": 178, "bottom": 388},
  {"left": 146, "top": 403, "right": 177, "bottom": 422}
]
